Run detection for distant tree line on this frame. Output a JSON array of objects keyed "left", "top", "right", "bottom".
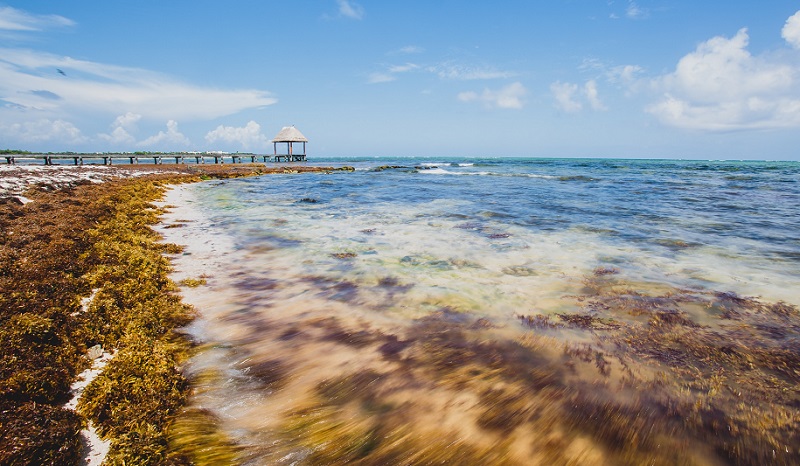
[{"left": 1, "top": 149, "right": 33, "bottom": 155}]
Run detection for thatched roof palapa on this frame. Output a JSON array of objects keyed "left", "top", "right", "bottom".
[{"left": 272, "top": 126, "right": 308, "bottom": 143}]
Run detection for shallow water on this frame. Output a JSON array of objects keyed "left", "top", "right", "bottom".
[{"left": 161, "top": 158, "right": 800, "bottom": 465}]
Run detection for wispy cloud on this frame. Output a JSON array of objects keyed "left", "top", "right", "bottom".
[
  {"left": 429, "top": 62, "right": 516, "bottom": 80},
  {"left": 367, "top": 72, "right": 396, "bottom": 84},
  {"left": 367, "top": 63, "right": 419, "bottom": 84},
  {"left": 0, "top": 6, "right": 74, "bottom": 32},
  {"left": 388, "top": 63, "right": 420, "bottom": 73},
  {"left": 336, "top": 0, "right": 364, "bottom": 20},
  {"left": 0, "top": 48, "right": 277, "bottom": 120},
  {"left": 626, "top": 1, "right": 648, "bottom": 19},
  {"left": 609, "top": 1, "right": 649, "bottom": 20},
  {"left": 395, "top": 45, "right": 424, "bottom": 55},
  {"left": 607, "top": 64, "right": 644, "bottom": 85},
  {"left": 205, "top": 121, "right": 269, "bottom": 150},
  {"left": 458, "top": 82, "right": 528, "bottom": 109},
  {"left": 647, "top": 20, "right": 800, "bottom": 131},
  {"left": 368, "top": 58, "right": 516, "bottom": 85}
]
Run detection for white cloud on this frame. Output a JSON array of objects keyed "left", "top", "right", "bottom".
[
  {"left": 647, "top": 26, "right": 800, "bottom": 130},
  {"left": 337, "top": 0, "right": 364, "bottom": 20},
  {"left": 0, "top": 48, "right": 277, "bottom": 121},
  {"left": 98, "top": 112, "right": 142, "bottom": 145},
  {"left": 783, "top": 10, "right": 800, "bottom": 49},
  {"left": 138, "top": 120, "right": 190, "bottom": 147},
  {"left": 584, "top": 80, "right": 607, "bottom": 111},
  {"left": 0, "top": 118, "right": 86, "bottom": 144},
  {"left": 112, "top": 111, "right": 142, "bottom": 130},
  {"left": 550, "top": 81, "right": 582, "bottom": 112},
  {"left": 458, "top": 82, "right": 527, "bottom": 109},
  {"left": 99, "top": 126, "right": 135, "bottom": 145},
  {"left": 0, "top": 6, "right": 74, "bottom": 32},
  {"left": 205, "top": 121, "right": 269, "bottom": 150}
]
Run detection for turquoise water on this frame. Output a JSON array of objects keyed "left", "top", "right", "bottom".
[
  {"left": 198, "top": 157, "right": 799, "bottom": 303},
  {"left": 163, "top": 158, "right": 800, "bottom": 465}
]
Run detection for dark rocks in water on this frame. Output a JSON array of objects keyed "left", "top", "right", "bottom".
[
  {"left": 298, "top": 198, "right": 318, "bottom": 203},
  {"left": 372, "top": 165, "right": 409, "bottom": 172}
]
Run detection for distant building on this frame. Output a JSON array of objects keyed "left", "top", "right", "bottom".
[{"left": 271, "top": 126, "right": 308, "bottom": 162}]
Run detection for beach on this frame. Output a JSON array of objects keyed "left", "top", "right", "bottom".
[
  {"left": 0, "top": 163, "right": 349, "bottom": 465},
  {"left": 2, "top": 158, "right": 799, "bottom": 465}
]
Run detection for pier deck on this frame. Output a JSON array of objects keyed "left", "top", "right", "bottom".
[{"left": 3, "top": 153, "right": 305, "bottom": 166}]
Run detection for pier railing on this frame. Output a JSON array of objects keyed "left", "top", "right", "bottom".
[{"left": 3, "top": 153, "right": 306, "bottom": 166}]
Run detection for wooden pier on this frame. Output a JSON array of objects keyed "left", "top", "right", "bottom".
[
  {"left": 273, "top": 154, "right": 307, "bottom": 162},
  {"left": 3, "top": 153, "right": 304, "bottom": 166}
]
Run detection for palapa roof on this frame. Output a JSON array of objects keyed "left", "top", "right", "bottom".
[{"left": 272, "top": 126, "right": 308, "bottom": 143}]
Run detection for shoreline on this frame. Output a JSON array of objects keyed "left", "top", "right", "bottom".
[
  {"left": 141, "top": 165, "right": 800, "bottom": 465},
  {"left": 0, "top": 163, "right": 352, "bottom": 465}
]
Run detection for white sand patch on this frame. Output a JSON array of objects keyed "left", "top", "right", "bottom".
[
  {"left": 65, "top": 287, "right": 115, "bottom": 466},
  {"left": 66, "top": 349, "right": 114, "bottom": 466},
  {"left": 0, "top": 165, "right": 177, "bottom": 197}
]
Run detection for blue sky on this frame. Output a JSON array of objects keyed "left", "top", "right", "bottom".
[{"left": 1, "top": 1, "right": 800, "bottom": 160}]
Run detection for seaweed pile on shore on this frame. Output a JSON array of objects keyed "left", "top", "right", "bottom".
[
  {"left": 0, "top": 173, "right": 194, "bottom": 464},
  {"left": 0, "top": 165, "right": 350, "bottom": 464}
]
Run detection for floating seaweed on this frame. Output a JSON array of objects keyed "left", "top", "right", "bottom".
[
  {"left": 556, "top": 312, "right": 621, "bottom": 330},
  {"left": 593, "top": 266, "right": 620, "bottom": 276},
  {"left": 331, "top": 251, "right": 358, "bottom": 259},
  {"left": 179, "top": 277, "right": 207, "bottom": 287},
  {"left": 517, "top": 313, "right": 563, "bottom": 330}
]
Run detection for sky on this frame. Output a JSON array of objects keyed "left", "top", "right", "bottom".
[{"left": 1, "top": 1, "right": 800, "bottom": 160}]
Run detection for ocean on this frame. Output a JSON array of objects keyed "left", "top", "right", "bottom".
[{"left": 160, "top": 157, "right": 800, "bottom": 465}]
